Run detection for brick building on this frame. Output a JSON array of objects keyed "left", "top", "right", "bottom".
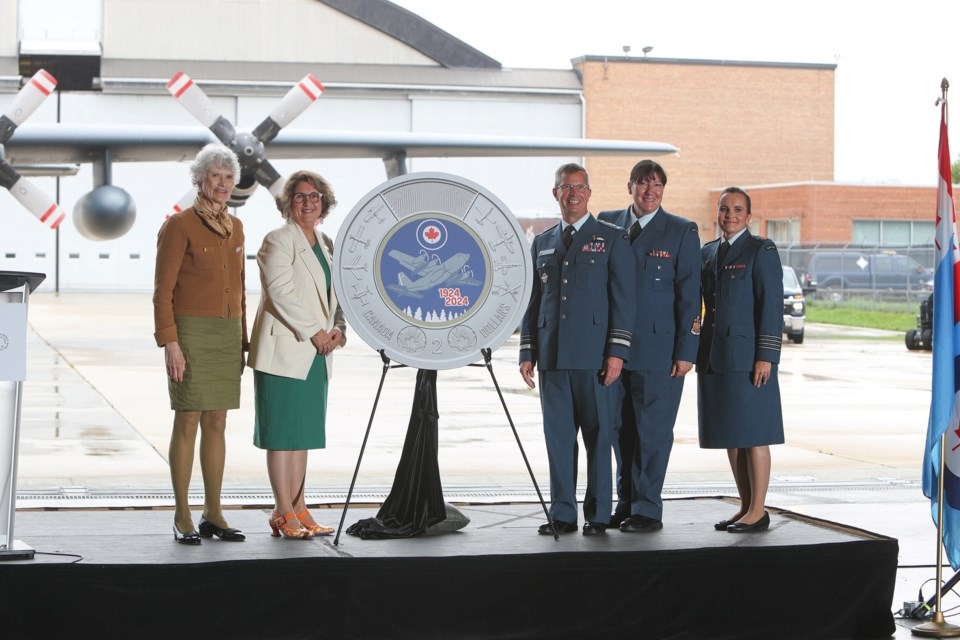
[{"left": 573, "top": 55, "right": 938, "bottom": 252}]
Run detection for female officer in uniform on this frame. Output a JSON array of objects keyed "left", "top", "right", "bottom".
[{"left": 697, "top": 187, "right": 784, "bottom": 533}]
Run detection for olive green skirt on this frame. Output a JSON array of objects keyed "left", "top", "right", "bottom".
[{"left": 168, "top": 316, "right": 242, "bottom": 411}]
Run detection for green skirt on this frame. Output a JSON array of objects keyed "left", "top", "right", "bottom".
[
  {"left": 253, "top": 354, "right": 328, "bottom": 450},
  {"left": 168, "top": 316, "right": 242, "bottom": 411}
]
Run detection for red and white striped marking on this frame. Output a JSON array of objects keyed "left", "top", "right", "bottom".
[
  {"left": 166, "top": 71, "right": 194, "bottom": 99},
  {"left": 29, "top": 69, "right": 57, "bottom": 96},
  {"left": 297, "top": 74, "right": 324, "bottom": 101},
  {"left": 39, "top": 203, "right": 66, "bottom": 229}
]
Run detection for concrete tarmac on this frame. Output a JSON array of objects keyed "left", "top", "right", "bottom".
[{"left": 9, "top": 293, "right": 950, "bottom": 636}]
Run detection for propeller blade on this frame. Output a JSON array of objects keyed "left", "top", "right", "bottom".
[
  {"left": 0, "top": 68, "right": 57, "bottom": 143},
  {"left": 252, "top": 75, "right": 324, "bottom": 144},
  {"left": 169, "top": 188, "right": 197, "bottom": 217},
  {"left": 253, "top": 160, "right": 284, "bottom": 196},
  {"left": 6, "top": 175, "right": 66, "bottom": 229},
  {"left": 166, "top": 71, "right": 236, "bottom": 143}
]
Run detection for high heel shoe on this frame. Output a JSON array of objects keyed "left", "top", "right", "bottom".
[
  {"left": 172, "top": 523, "right": 201, "bottom": 545},
  {"left": 198, "top": 515, "right": 245, "bottom": 541},
  {"left": 268, "top": 511, "right": 311, "bottom": 539},
  {"left": 297, "top": 509, "right": 334, "bottom": 537}
]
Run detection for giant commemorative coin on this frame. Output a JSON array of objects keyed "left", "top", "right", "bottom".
[{"left": 333, "top": 172, "right": 532, "bottom": 370}]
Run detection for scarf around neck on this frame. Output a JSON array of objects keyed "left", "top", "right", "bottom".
[{"left": 193, "top": 192, "right": 233, "bottom": 238}]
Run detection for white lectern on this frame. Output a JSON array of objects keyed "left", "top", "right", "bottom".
[{"left": 0, "top": 271, "right": 44, "bottom": 561}]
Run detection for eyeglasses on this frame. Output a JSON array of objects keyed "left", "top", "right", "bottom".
[
  {"left": 635, "top": 180, "right": 664, "bottom": 192},
  {"left": 556, "top": 183, "right": 589, "bottom": 193},
  {"left": 293, "top": 192, "right": 322, "bottom": 204}
]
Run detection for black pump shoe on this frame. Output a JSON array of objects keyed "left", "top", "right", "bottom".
[
  {"left": 714, "top": 518, "right": 740, "bottom": 531},
  {"left": 726, "top": 512, "right": 770, "bottom": 533},
  {"left": 173, "top": 524, "right": 201, "bottom": 545},
  {"left": 198, "top": 516, "right": 246, "bottom": 541}
]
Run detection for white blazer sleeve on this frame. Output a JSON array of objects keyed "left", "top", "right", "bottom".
[{"left": 257, "top": 227, "right": 328, "bottom": 341}]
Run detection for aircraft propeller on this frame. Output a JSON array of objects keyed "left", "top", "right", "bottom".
[
  {"left": 166, "top": 71, "right": 324, "bottom": 209},
  {"left": 0, "top": 69, "right": 66, "bottom": 230}
]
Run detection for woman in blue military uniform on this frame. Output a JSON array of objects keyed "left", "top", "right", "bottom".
[{"left": 697, "top": 187, "right": 784, "bottom": 533}]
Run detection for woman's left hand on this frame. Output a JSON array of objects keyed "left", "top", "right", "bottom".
[
  {"left": 329, "top": 328, "right": 345, "bottom": 348},
  {"left": 311, "top": 330, "right": 336, "bottom": 355},
  {"left": 751, "top": 360, "right": 772, "bottom": 388}
]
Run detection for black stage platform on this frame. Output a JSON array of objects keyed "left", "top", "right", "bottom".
[{"left": 0, "top": 497, "right": 897, "bottom": 640}]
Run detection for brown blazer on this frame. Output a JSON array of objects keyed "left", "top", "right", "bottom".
[{"left": 153, "top": 207, "right": 248, "bottom": 349}]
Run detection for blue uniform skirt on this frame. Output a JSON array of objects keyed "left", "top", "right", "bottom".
[{"left": 697, "top": 366, "right": 784, "bottom": 449}]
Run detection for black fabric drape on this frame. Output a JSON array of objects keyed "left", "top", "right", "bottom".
[{"left": 347, "top": 369, "right": 447, "bottom": 539}]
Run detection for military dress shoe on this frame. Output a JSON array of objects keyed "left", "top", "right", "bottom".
[
  {"left": 609, "top": 507, "right": 631, "bottom": 529},
  {"left": 582, "top": 522, "right": 607, "bottom": 536},
  {"left": 538, "top": 520, "right": 578, "bottom": 535},
  {"left": 619, "top": 515, "right": 663, "bottom": 533},
  {"left": 727, "top": 512, "right": 770, "bottom": 533}
]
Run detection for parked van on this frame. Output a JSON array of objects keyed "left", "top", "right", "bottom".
[{"left": 802, "top": 251, "right": 933, "bottom": 294}]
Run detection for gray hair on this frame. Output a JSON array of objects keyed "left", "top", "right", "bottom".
[
  {"left": 189, "top": 143, "right": 241, "bottom": 187},
  {"left": 554, "top": 162, "right": 590, "bottom": 188}
]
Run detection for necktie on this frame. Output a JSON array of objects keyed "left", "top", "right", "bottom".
[
  {"left": 718, "top": 240, "right": 730, "bottom": 265},
  {"left": 562, "top": 225, "right": 574, "bottom": 250},
  {"left": 629, "top": 220, "right": 642, "bottom": 242}
]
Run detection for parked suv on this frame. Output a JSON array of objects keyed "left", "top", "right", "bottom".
[
  {"left": 782, "top": 266, "right": 805, "bottom": 344},
  {"left": 802, "top": 251, "right": 933, "bottom": 294}
]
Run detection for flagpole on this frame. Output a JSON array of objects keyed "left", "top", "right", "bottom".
[{"left": 914, "top": 77, "right": 960, "bottom": 638}]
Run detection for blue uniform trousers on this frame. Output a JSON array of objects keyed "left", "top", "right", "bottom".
[
  {"left": 612, "top": 370, "right": 684, "bottom": 520},
  {"left": 539, "top": 369, "right": 613, "bottom": 525}
]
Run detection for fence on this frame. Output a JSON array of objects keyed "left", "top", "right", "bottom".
[{"left": 778, "top": 243, "right": 935, "bottom": 310}]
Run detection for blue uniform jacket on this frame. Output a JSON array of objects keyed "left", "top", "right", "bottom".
[
  {"left": 520, "top": 215, "right": 635, "bottom": 370},
  {"left": 697, "top": 232, "right": 783, "bottom": 372},
  {"left": 598, "top": 207, "right": 701, "bottom": 371}
]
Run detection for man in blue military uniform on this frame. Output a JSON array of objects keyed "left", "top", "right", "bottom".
[
  {"left": 598, "top": 160, "right": 701, "bottom": 533},
  {"left": 519, "top": 163, "right": 636, "bottom": 535}
]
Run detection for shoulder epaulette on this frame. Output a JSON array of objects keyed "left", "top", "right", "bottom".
[
  {"left": 597, "top": 219, "right": 625, "bottom": 231},
  {"left": 535, "top": 223, "right": 561, "bottom": 239}
]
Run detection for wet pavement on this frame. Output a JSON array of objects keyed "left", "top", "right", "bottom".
[{"left": 8, "top": 293, "right": 951, "bottom": 636}]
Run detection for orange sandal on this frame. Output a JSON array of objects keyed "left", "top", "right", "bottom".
[
  {"left": 269, "top": 511, "right": 311, "bottom": 539},
  {"left": 297, "top": 510, "right": 334, "bottom": 536}
]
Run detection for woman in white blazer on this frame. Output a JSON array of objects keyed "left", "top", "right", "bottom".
[{"left": 248, "top": 170, "right": 346, "bottom": 538}]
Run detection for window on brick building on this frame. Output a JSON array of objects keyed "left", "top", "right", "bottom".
[
  {"left": 853, "top": 220, "right": 934, "bottom": 248},
  {"left": 767, "top": 219, "right": 800, "bottom": 247}
]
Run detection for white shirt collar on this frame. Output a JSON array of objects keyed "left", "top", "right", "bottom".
[
  {"left": 631, "top": 207, "right": 659, "bottom": 230},
  {"left": 723, "top": 229, "right": 748, "bottom": 245}
]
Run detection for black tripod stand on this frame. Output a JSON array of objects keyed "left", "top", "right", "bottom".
[{"left": 334, "top": 348, "right": 556, "bottom": 544}]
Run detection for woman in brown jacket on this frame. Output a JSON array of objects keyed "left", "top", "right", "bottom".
[{"left": 153, "top": 143, "right": 248, "bottom": 545}]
